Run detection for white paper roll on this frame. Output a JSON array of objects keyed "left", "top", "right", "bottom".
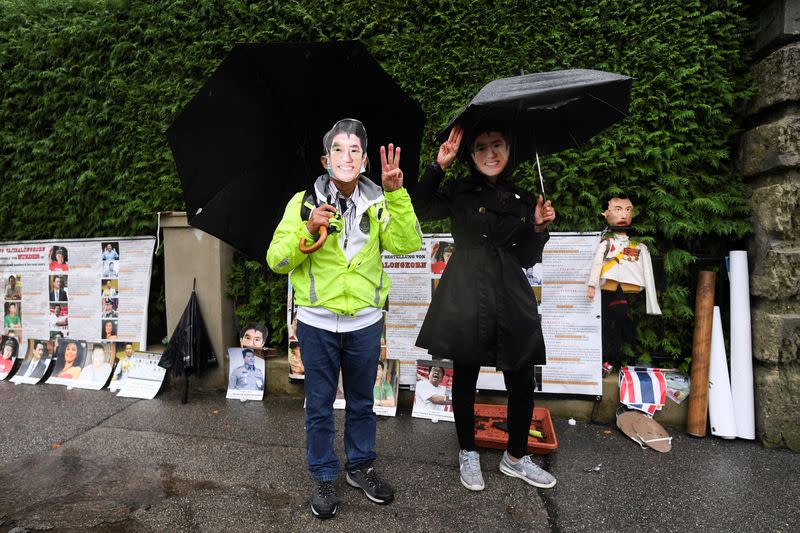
[
  {"left": 729, "top": 251, "right": 755, "bottom": 440},
  {"left": 708, "top": 306, "right": 736, "bottom": 438}
]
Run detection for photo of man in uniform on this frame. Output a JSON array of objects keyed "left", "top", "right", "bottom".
[{"left": 228, "top": 348, "right": 264, "bottom": 391}]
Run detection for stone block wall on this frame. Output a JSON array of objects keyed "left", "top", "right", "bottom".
[{"left": 740, "top": 0, "right": 800, "bottom": 451}]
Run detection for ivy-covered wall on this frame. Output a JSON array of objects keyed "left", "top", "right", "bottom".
[{"left": 0, "top": 0, "right": 753, "bottom": 367}]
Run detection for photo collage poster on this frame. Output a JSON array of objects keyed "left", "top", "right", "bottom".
[
  {"left": 0, "top": 237, "right": 158, "bottom": 394},
  {"left": 0, "top": 237, "right": 156, "bottom": 346}
]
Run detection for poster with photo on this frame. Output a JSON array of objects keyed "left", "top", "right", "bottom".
[
  {"left": 373, "top": 358, "right": 399, "bottom": 417},
  {"left": 10, "top": 338, "right": 54, "bottom": 384},
  {"left": 286, "top": 282, "right": 304, "bottom": 381},
  {"left": 538, "top": 232, "right": 603, "bottom": 395},
  {"left": 45, "top": 338, "right": 88, "bottom": 386},
  {"left": 71, "top": 342, "right": 115, "bottom": 390},
  {"left": 0, "top": 334, "right": 22, "bottom": 380},
  {"left": 382, "top": 244, "right": 432, "bottom": 367},
  {"left": 226, "top": 347, "right": 266, "bottom": 401},
  {"left": 411, "top": 360, "right": 454, "bottom": 422},
  {"left": 108, "top": 342, "right": 140, "bottom": 392},
  {"left": 116, "top": 351, "right": 166, "bottom": 399},
  {"left": 0, "top": 237, "right": 155, "bottom": 346}
]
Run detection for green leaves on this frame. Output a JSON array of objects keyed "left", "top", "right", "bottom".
[{"left": 0, "top": 0, "right": 754, "bottom": 361}]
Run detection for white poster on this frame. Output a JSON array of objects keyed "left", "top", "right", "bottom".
[
  {"left": 539, "top": 232, "right": 603, "bottom": 395},
  {"left": 411, "top": 360, "right": 454, "bottom": 422},
  {"left": 226, "top": 347, "right": 266, "bottom": 401},
  {"left": 0, "top": 237, "right": 156, "bottom": 348},
  {"left": 116, "top": 351, "right": 166, "bottom": 399},
  {"left": 382, "top": 246, "right": 432, "bottom": 364}
]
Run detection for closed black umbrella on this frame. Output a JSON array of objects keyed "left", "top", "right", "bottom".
[
  {"left": 158, "top": 281, "right": 217, "bottom": 403},
  {"left": 166, "top": 40, "right": 425, "bottom": 263},
  {"left": 437, "top": 68, "right": 632, "bottom": 173}
]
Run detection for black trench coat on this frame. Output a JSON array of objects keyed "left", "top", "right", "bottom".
[{"left": 413, "top": 163, "right": 549, "bottom": 371}]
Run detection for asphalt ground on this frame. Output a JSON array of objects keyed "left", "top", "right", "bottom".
[{"left": 1, "top": 382, "right": 797, "bottom": 532}]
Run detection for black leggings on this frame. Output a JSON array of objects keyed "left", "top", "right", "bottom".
[{"left": 452, "top": 362, "right": 536, "bottom": 458}]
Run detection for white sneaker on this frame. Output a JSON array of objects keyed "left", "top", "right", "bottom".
[
  {"left": 458, "top": 450, "right": 485, "bottom": 491},
  {"left": 499, "top": 451, "right": 556, "bottom": 489}
]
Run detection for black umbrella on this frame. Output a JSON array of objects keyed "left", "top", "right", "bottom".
[
  {"left": 437, "top": 69, "right": 632, "bottom": 191},
  {"left": 166, "top": 40, "right": 425, "bottom": 263},
  {"left": 158, "top": 280, "right": 217, "bottom": 403}
]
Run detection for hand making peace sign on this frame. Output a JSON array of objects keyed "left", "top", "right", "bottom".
[{"left": 380, "top": 144, "right": 403, "bottom": 192}]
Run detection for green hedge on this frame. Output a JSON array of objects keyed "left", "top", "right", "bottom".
[{"left": 0, "top": 0, "right": 753, "bottom": 367}]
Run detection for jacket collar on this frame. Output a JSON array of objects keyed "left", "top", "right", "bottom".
[{"left": 313, "top": 174, "right": 385, "bottom": 208}]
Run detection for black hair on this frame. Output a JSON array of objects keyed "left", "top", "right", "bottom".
[
  {"left": 50, "top": 246, "right": 68, "bottom": 263},
  {"left": 52, "top": 339, "right": 85, "bottom": 373},
  {"left": 242, "top": 348, "right": 254, "bottom": 358},
  {"left": 377, "top": 360, "right": 384, "bottom": 369},
  {"left": 239, "top": 322, "right": 268, "bottom": 340},
  {"left": 2, "top": 336, "right": 19, "bottom": 356},
  {"left": 322, "top": 118, "right": 368, "bottom": 155},
  {"left": 289, "top": 341, "right": 300, "bottom": 351}
]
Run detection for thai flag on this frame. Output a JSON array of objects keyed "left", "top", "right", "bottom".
[{"left": 619, "top": 366, "right": 667, "bottom": 415}]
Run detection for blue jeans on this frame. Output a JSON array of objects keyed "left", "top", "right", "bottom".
[{"left": 297, "top": 318, "right": 383, "bottom": 481}]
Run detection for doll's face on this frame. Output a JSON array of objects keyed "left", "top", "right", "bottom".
[{"left": 603, "top": 198, "right": 634, "bottom": 227}]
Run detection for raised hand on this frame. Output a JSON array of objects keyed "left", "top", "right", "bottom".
[
  {"left": 534, "top": 195, "right": 555, "bottom": 232},
  {"left": 437, "top": 125, "right": 463, "bottom": 170},
  {"left": 381, "top": 144, "right": 403, "bottom": 192}
]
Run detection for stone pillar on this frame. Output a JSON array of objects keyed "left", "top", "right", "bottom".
[
  {"left": 160, "top": 211, "right": 236, "bottom": 389},
  {"left": 740, "top": 0, "right": 800, "bottom": 451}
]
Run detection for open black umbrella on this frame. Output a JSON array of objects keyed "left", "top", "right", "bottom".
[
  {"left": 166, "top": 40, "right": 425, "bottom": 263},
  {"left": 437, "top": 68, "right": 632, "bottom": 182}
]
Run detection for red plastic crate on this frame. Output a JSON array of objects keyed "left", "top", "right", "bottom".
[{"left": 474, "top": 404, "right": 558, "bottom": 455}]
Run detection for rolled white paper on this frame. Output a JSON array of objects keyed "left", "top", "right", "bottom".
[
  {"left": 709, "top": 306, "right": 736, "bottom": 438},
  {"left": 729, "top": 251, "right": 755, "bottom": 440}
]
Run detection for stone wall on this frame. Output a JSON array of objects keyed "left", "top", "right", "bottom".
[{"left": 740, "top": 0, "right": 800, "bottom": 451}]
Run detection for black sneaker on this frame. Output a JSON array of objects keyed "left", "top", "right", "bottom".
[
  {"left": 310, "top": 480, "right": 338, "bottom": 519},
  {"left": 346, "top": 467, "right": 394, "bottom": 504}
]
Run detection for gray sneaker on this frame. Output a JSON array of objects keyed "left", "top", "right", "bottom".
[
  {"left": 499, "top": 451, "right": 556, "bottom": 488},
  {"left": 459, "top": 450, "right": 485, "bottom": 491}
]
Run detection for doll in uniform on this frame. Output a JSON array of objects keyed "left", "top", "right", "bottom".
[{"left": 587, "top": 196, "right": 661, "bottom": 365}]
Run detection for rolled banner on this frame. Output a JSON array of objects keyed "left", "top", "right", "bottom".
[
  {"left": 728, "top": 251, "right": 755, "bottom": 440},
  {"left": 687, "top": 271, "right": 715, "bottom": 437},
  {"left": 708, "top": 306, "right": 736, "bottom": 439}
]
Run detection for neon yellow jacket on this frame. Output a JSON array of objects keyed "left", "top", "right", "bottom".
[{"left": 267, "top": 175, "right": 422, "bottom": 316}]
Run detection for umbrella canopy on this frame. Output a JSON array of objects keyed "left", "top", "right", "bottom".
[
  {"left": 166, "top": 41, "right": 425, "bottom": 263},
  {"left": 437, "top": 69, "right": 632, "bottom": 164}
]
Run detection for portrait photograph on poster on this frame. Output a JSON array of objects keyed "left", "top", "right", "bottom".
[
  {"left": 49, "top": 303, "right": 69, "bottom": 334},
  {"left": 100, "top": 279, "right": 118, "bottom": 298},
  {"left": 286, "top": 284, "right": 304, "bottom": 381},
  {"left": 101, "top": 319, "right": 118, "bottom": 340},
  {"left": 49, "top": 274, "right": 68, "bottom": 302},
  {"left": 0, "top": 335, "right": 21, "bottom": 379},
  {"left": 48, "top": 246, "right": 69, "bottom": 272},
  {"left": 46, "top": 338, "right": 87, "bottom": 385},
  {"left": 429, "top": 239, "right": 455, "bottom": 278},
  {"left": 102, "top": 260, "right": 119, "bottom": 279},
  {"left": 226, "top": 347, "right": 266, "bottom": 401},
  {"left": 412, "top": 360, "right": 455, "bottom": 422},
  {"left": 101, "top": 298, "right": 118, "bottom": 318},
  {"left": 101, "top": 242, "right": 120, "bottom": 261},
  {"left": 373, "top": 358, "right": 399, "bottom": 417},
  {"left": 72, "top": 342, "right": 114, "bottom": 390},
  {"left": 109, "top": 342, "right": 140, "bottom": 391},
  {"left": 116, "top": 351, "right": 166, "bottom": 399},
  {"left": 4, "top": 274, "right": 22, "bottom": 300},
  {"left": 3, "top": 301, "right": 22, "bottom": 331},
  {"left": 11, "top": 339, "right": 53, "bottom": 384}
]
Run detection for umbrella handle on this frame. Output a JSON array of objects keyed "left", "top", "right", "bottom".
[{"left": 299, "top": 226, "right": 328, "bottom": 254}]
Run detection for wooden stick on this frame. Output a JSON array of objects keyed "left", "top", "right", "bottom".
[{"left": 687, "top": 271, "right": 716, "bottom": 437}]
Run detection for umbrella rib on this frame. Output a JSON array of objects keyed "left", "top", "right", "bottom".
[{"left": 585, "top": 92, "right": 629, "bottom": 117}]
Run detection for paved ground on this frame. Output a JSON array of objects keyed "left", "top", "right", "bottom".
[{"left": 0, "top": 381, "right": 797, "bottom": 532}]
